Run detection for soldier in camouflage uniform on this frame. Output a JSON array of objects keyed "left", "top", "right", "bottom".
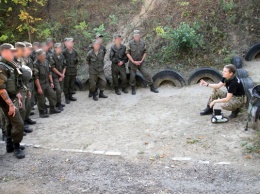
[
  {"left": 0, "top": 43, "right": 25, "bottom": 159},
  {"left": 30, "top": 42, "right": 40, "bottom": 62},
  {"left": 23, "top": 42, "right": 36, "bottom": 126},
  {"left": 14, "top": 42, "right": 33, "bottom": 134},
  {"left": 110, "top": 33, "right": 128, "bottom": 95},
  {"left": 62, "top": 38, "right": 78, "bottom": 104},
  {"left": 47, "top": 38, "right": 54, "bottom": 56},
  {"left": 86, "top": 39, "right": 108, "bottom": 101},
  {"left": 200, "top": 64, "right": 245, "bottom": 118},
  {"left": 50, "top": 43, "right": 66, "bottom": 111},
  {"left": 34, "top": 49, "right": 61, "bottom": 118},
  {"left": 126, "top": 30, "right": 158, "bottom": 95}
]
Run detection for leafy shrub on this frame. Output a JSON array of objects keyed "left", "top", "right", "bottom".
[{"left": 155, "top": 22, "right": 204, "bottom": 62}]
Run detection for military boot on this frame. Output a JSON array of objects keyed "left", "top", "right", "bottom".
[
  {"left": 93, "top": 92, "right": 98, "bottom": 101},
  {"left": 150, "top": 85, "right": 159, "bottom": 93},
  {"left": 229, "top": 108, "right": 240, "bottom": 119},
  {"left": 14, "top": 143, "right": 25, "bottom": 159},
  {"left": 115, "top": 88, "right": 121, "bottom": 95},
  {"left": 61, "top": 103, "right": 65, "bottom": 107},
  {"left": 88, "top": 91, "right": 93, "bottom": 98},
  {"left": 50, "top": 106, "right": 61, "bottom": 114},
  {"left": 99, "top": 90, "right": 108, "bottom": 98},
  {"left": 65, "top": 94, "right": 70, "bottom": 104},
  {"left": 200, "top": 105, "right": 213, "bottom": 116},
  {"left": 39, "top": 111, "right": 49, "bottom": 118},
  {"left": 25, "top": 118, "right": 36, "bottom": 125},
  {"left": 122, "top": 87, "right": 128, "bottom": 94},
  {"left": 6, "top": 138, "right": 14, "bottom": 153},
  {"left": 69, "top": 94, "right": 77, "bottom": 101},
  {"left": 56, "top": 103, "right": 64, "bottom": 111},
  {"left": 131, "top": 86, "right": 136, "bottom": 95},
  {"left": 24, "top": 123, "right": 33, "bottom": 133}
]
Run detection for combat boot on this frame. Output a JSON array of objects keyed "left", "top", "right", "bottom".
[
  {"left": 229, "top": 108, "right": 240, "bottom": 119},
  {"left": 200, "top": 105, "right": 213, "bottom": 116},
  {"left": 65, "top": 94, "right": 70, "bottom": 104},
  {"left": 69, "top": 94, "right": 77, "bottom": 101},
  {"left": 56, "top": 103, "right": 64, "bottom": 111},
  {"left": 61, "top": 103, "right": 65, "bottom": 107},
  {"left": 131, "top": 86, "right": 136, "bottom": 95},
  {"left": 88, "top": 91, "right": 93, "bottom": 98},
  {"left": 99, "top": 90, "right": 108, "bottom": 98},
  {"left": 93, "top": 92, "right": 98, "bottom": 101},
  {"left": 122, "top": 87, "right": 128, "bottom": 94},
  {"left": 6, "top": 138, "right": 14, "bottom": 153},
  {"left": 24, "top": 123, "right": 33, "bottom": 133},
  {"left": 25, "top": 118, "right": 36, "bottom": 125},
  {"left": 115, "top": 88, "right": 121, "bottom": 95},
  {"left": 49, "top": 106, "right": 61, "bottom": 114},
  {"left": 14, "top": 143, "right": 25, "bottom": 159},
  {"left": 39, "top": 111, "right": 49, "bottom": 118},
  {"left": 150, "top": 85, "right": 159, "bottom": 93}
]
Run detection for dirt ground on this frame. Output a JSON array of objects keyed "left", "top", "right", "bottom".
[{"left": 1, "top": 84, "right": 260, "bottom": 193}]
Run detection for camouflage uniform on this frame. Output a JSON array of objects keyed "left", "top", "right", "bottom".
[
  {"left": 0, "top": 57, "right": 24, "bottom": 144},
  {"left": 50, "top": 52, "right": 66, "bottom": 105},
  {"left": 33, "top": 59, "right": 57, "bottom": 113},
  {"left": 86, "top": 49, "right": 107, "bottom": 92},
  {"left": 208, "top": 89, "right": 244, "bottom": 111},
  {"left": 110, "top": 43, "right": 128, "bottom": 89},
  {"left": 23, "top": 57, "right": 34, "bottom": 121},
  {"left": 62, "top": 48, "right": 78, "bottom": 96},
  {"left": 126, "top": 39, "right": 153, "bottom": 86}
]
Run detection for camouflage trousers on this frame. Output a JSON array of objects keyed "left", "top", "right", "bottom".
[{"left": 207, "top": 89, "right": 244, "bottom": 111}]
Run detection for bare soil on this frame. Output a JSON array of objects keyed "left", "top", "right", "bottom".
[{"left": 1, "top": 84, "right": 260, "bottom": 193}]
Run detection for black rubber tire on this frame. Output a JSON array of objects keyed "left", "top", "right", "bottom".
[
  {"left": 188, "top": 67, "right": 222, "bottom": 85},
  {"left": 236, "top": 69, "right": 249, "bottom": 79},
  {"left": 152, "top": 70, "right": 186, "bottom": 88},
  {"left": 231, "top": 56, "right": 243, "bottom": 69},
  {"left": 241, "top": 77, "right": 254, "bottom": 108},
  {"left": 75, "top": 77, "right": 83, "bottom": 91},
  {"left": 245, "top": 43, "right": 260, "bottom": 61}
]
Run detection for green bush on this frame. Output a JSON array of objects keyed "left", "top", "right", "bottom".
[{"left": 155, "top": 22, "right": 204, "bottom": 62}]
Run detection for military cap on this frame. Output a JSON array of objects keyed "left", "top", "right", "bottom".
[
  {"left": 113, "top": 33, "right": 122, "bottom": 39},
  {"left": 133, "top": 30, "right": 140, "bottom": 36},
  {"left": 15, "top": 42, "right": 26, "bottom": 48},
  {"left": 35, "top": 49, "right": 46, "bottom": 56},
  {"left": 33, "top": 42, "right": 40, "bottom": 46},
  {"left": 23, "top": 41, "right": 32, "bottom": 48},
  {"left": 54, "top": 43, "right": 62, "bottom": 48},
  {"left": 95, "top": 33, "right": 104, "bottom": 38},
  {"left": 64, "top": 37, "right": 74, "bottom": 42},
  {"left": 40, "top": 42, "right": 48, "bottom": 47},
  {"left": 46, "top": 38, "right": 53, "bottom": 43},
  {"left": 92, "top": 39, "right": 100, "bottom": 45},
  {"left": 0, "top": 43, "right": 16, "bottom": 52}
]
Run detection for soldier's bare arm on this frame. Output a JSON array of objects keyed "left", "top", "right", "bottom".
[
  {"left": 200, "top": 80, "right": 224, "bottom": 89},
  {"left": 209, "top": 93, "right": 233, "bottom": 108},
  {"left": 0, "top": 89, "right": 16, "bottom": 117},
  {"left": 49, "top": 73, "right": 54, "bottom": 88}
]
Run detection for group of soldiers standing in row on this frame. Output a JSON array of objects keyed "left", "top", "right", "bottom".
[{"left": 0, "top": 29, "right": 159, "bottom": 159}]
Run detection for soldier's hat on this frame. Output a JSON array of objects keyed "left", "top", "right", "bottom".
[
  {"left": 54, "top": 43, "right": 62, "bottom": 48},
  {"left": 133, "top": 30, "right": 140, "bottom": 36},
  {"left": 36, "top": 49, "right": 46, "bottom": 56},
  {"left": 40, "top": 42, "right": 48, "bottom": 47},
  {"left": 46, "top": 38, "right": 54, "bottom": 43},
  {"left": 0, "top": 43, "right": 16, "bottom": 52},
  {"left": 23, "top": 41, "right": 32, "bottom": 48},
  {"left": 113, "top": 33, "right": 122, "bottom": 39},
  {"left": 64, "top": 37, "right": 74, "bottom": 42},
  {"left": 15, "top": 42, "right": 26, "bottom": 48},
  {"left": 95, "top": 33, "right": 104, "bottom": 39},
  {"left": 33, "top": 42, "right": 40, "bottom": 46}
]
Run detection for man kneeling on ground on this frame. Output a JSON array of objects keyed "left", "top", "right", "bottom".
[{"left": 200, "top": 64, "right": 245, "bottom": 119}]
